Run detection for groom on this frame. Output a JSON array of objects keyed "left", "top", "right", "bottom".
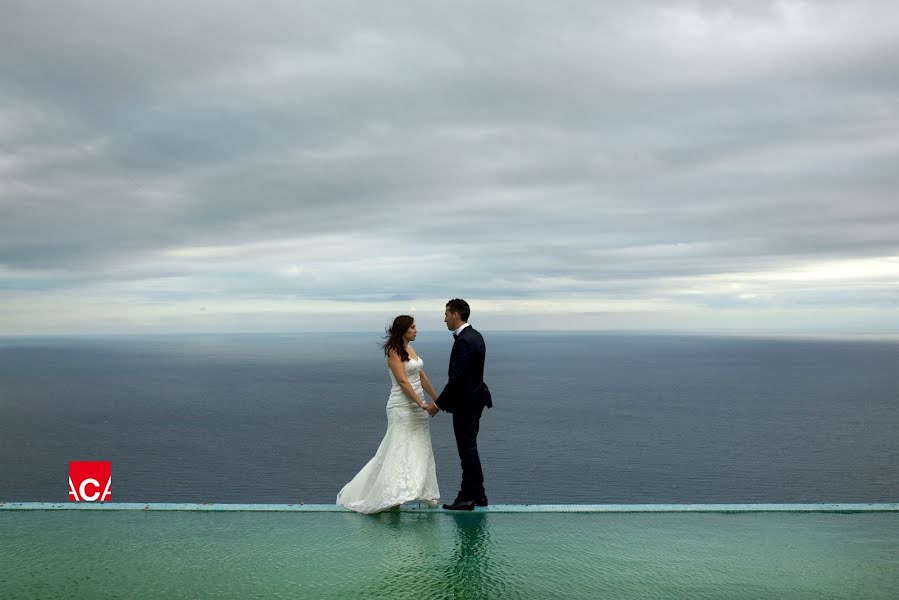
[{"left": 428, "top": 298, "right": 493, "bottom": 511}]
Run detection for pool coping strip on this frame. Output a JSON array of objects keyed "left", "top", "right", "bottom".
[{"left": 1, "top": 502, "right": 897, "bottom": 513}]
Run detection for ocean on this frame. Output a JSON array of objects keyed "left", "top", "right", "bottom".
[{"left": 1, "top": 332, "right": 896, "bottom": 504}]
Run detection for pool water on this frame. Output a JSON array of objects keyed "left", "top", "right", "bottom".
[{"left": 2, "top": 509, "right": 897, "bottom": 599}]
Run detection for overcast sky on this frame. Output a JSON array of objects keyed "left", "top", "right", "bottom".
[{"left": 2, "top": 1, "right": 897, "bottom": 335}]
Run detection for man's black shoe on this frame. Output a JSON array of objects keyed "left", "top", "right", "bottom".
[
  {"left": 474, "top": 496, "right": 488, "bottom": 507},
  {"left": 442, "top": 499, "right": 475, "bottom": 511}
]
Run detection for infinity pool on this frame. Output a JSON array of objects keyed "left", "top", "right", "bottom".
[{"left": 2, "top": 504, "right": 897, "bottom": 599}]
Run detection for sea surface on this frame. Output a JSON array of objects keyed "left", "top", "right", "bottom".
[{"left": 1, "top": 332, "right": 896, "bottom": 504}]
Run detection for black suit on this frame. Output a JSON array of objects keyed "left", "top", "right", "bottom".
[{"left": 436, "top": 324, "right": 492, "bottom": 500}]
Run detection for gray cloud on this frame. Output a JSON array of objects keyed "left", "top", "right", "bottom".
[{"left": 2, "top": 1, "right": 898, "bottom": 333}]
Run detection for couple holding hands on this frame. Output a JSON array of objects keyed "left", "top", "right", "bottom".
[{"left": 337, "top": 298, "right": 493, "bottom": 513}]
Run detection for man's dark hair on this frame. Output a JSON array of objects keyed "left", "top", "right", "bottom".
[{"left": 446, "top": 298, "right": 470, "bottom": 322}]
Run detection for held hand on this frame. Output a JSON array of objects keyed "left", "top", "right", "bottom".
[{"left": 426, "top": 403, "right": 439, "bottom": 416}]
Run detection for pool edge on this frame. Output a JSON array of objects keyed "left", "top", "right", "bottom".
[{"left": 2, "top": 502, "right": 897, "bottom": 513}]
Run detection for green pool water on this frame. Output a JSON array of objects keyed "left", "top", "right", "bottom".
[{"left": 2, "top": 509, "right": 897, "bottom": 599}]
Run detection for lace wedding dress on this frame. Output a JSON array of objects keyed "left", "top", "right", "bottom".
[{"left": 337, "top": 355, "right": 440, "bottom": 513}]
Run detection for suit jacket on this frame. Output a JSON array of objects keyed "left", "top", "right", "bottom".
[{"left": 436, "top": 325, "right": 492, "bottom": 414}]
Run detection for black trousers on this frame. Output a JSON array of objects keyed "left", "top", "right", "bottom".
[{"left": 452, "top": 405, "right": 485, "bottom": 500}]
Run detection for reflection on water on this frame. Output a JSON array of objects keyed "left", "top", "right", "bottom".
[
  {"left": 359, "top": 511, "right": 525, "bottom": 599},
  {"left": 361, "top": 511, "right": 445, "bottom": 598},
  {"left": 444, "top": 512, "right": 510, "bottom": 599}
]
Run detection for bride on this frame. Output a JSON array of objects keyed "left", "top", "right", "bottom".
[{"left": 337, "top": 315, "right": 441, "bottom": 513}]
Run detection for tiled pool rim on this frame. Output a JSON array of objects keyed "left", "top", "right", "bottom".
[{"left": 2, "top": 502, "right": 897, "bottom": 512}]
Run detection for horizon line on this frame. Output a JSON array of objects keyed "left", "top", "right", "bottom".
[{"left": 2, "top": 329, "right": 899, "bottom": 342}]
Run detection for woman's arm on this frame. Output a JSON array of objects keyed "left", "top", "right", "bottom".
[
  {"left": 388, "top": 350, "right": 427, "bottom": 409},
  {"left": 419, "top": 368, "right": 438, "bottom": 401}
]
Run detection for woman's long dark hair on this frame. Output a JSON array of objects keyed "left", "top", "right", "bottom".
[{"left": 382, "top": 315, "right": 414, "bottom": 362}]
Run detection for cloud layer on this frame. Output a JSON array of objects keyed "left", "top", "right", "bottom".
[{"left": 2, "top": 1, "right": 898, "bottom": 334}]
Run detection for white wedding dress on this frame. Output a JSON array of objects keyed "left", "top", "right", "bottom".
[{"left": 337, "top": 355, "right": 440, "bottom": 513}]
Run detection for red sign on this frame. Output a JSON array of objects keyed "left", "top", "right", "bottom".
[{"left": 68, "top": 461, "right": 112, "bottom": 502}]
